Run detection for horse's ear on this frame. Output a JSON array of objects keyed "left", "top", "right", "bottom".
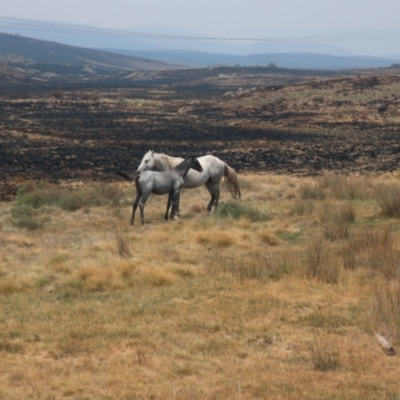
[{"left": 151, "top": 150, "right": 154, "bottom": 155}]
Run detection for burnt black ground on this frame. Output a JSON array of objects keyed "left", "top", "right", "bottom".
[{"left": 1, "top": 70, "right": 400, "bottom": 200}]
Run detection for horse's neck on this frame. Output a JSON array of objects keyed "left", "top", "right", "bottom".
[
  {"left": 155, "top": 153, "right": 183, "bottom": 170},
  {"left": 174, "top": 159, "right": 194, "bottom": 178}
]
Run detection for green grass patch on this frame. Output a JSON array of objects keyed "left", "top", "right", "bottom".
[
  {"left": 15, "top": 181, "right": 122, "bottom": 212},
  {"left": 216, "top": 200, "right": 268, "bottom": 222}
]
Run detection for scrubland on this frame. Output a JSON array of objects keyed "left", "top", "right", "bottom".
[{"left": 1, "top": 173, "right": 400, "bottom": 399}]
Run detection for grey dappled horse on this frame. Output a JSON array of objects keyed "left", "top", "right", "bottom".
[
  {"left": 137, "top": 151, "right": 241, "bottom": 214},
  {"left": 118, "top": 157, "right": 203, "bottom": 225}
]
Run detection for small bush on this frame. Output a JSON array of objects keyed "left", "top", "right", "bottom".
[
  {"left": 58, "top": 189, "right": 106, "bottom": 211},
  {"left": 299, "top": 183, "right": 325, "bottom": 200},
  {"left": 306, "top": 238, "right": 339, "bottom": 284},
  {"left": 142, "top": 270, "right": 178, "bottom": 287},
  {"left": 216, "top": 200, "right": 268, "bottom": 222},
  {"left": 323, "top": 221, "right": 349, "bottom": 241},
  {"left": 13, "top": 217, "right": 42, "bottom": 231},
  {"left": 17, "top": 183, "right": 57, "bottom": 209},
  {"left": 15, "top": 182, "right": 120, "bottom": 211},
  {"left": 311, "top": 338, "right": 341, "bottom": 372},
  {"left": 11, "top": 203, "right": 42, "bottom": 230},
  {"left": 377, "top": 183, "right": 400, "bottom": 217},
  {"left": 11, "top": 204, "right": 33, "bottom": 219},
  {"left": 322, "top": 204, "right": 355, "bottom": 241}
]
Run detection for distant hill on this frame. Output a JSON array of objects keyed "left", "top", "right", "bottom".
[
  {"left": 0, "top": 32, "right": 180, "bottom": 72},
  {"left": 0, "top": 21, "right": 353, "bottom": 57},
  {"left": 103, "top": 48, "right": 400, "bottom": 70}
]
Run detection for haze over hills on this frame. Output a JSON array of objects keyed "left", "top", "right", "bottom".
[
  {"left": 0, "top": 21, "right": 353, "bottom": 56},
  {"left": 103, "top": 48, "right": 400, "bottom": 70},
  {"left": 1, "top": 21, "right": 400, "bottom": 72},
  {"left": 0, "top": 32, "right": 179, "bottom": 74}
]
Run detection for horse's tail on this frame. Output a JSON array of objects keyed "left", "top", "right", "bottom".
[{"left": 224, "top": 163, "right": 241, "bottom": 199}]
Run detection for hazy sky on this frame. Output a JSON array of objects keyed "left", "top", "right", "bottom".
[{"left": 2, "top": 0, "right": 400, "bottom": 55}]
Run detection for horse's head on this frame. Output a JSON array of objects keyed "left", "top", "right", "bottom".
[
  {"left": 190, "top": 156, "right": 203, "bottom": 173},
  {"left": 137, "top": 150, "right": 156, "bottom": 173}
]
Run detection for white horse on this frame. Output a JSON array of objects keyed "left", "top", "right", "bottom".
[{"left": 137, "top": 151, "right": 241, "bottom": 213}]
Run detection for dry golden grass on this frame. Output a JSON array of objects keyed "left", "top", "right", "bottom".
[{"left": 1, "top": 173, "right": 400, "bottom": 399}]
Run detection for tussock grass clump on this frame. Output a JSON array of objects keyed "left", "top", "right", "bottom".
[
  {"left": 300, "top": 182, "right": 326, "bottom": 200},
  {"left": 311, "top": 338, "right": 341, "bottom": 372},
  {"left": 0, "top": 341, "right": 23, "bottom": 353},
  {"left": 216, "top": 200, "right": 268, "bottom": 222},
  {"left": 290, "top": 199, "right": 315, "bottom": 216},
  {"left": 376, "top": 183, "right": 400, "bottom": 217},
  {"left": 141, "top": 269, "right": 179, "bottom": 287},
  {"left": 306, "top": 238, "right": 340, "bottom": 284},
  {"left": 16, "top": 182, "right": 59, "bottom": 209},
  {"left": 196, "top": 230, "right": 236, "bottom": 247},
  {"left": 258, "top": 229, "right": 281, "bottom": 246},
  {"left": 370, "top": 279, "right": 400, "bottom": 343},
  {"left": 322, "top": 204, "right": 355, "bottom": 241},
  {"left": 210, "top": 248, "right": 292, "bottom": 282},
  {"left": 0, "top": 277, "right": 29, "bottom": 295},
  {"left": 341, "top": 228, "right": 400, "bottom": 278},
  {"left": 320, "top": 174, "right": 373, "bottom": 200},
  {"left": 15, "top": 181, "right": 122, "bottom": 212},
  {"left": 11, "top": 204, "right": 42, "bottom": 230}
]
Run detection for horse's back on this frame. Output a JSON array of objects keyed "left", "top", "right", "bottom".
[
  {"left": 139, "top": 170, "right": 184, "bottom": 195},
  {"left": 182, "top": 155, "right": 225, "bottom": 188}
]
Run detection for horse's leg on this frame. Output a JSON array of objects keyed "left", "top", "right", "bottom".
[
  {"left": 170, "top": 189, "right": 180, "bottom": 220},
  {"left": 138, "top": 191, "right": 151, "bottom": 225},
  {"left": 174, "top": 191, "right": 181, "bottom": 217},
  {"left": 205, "top": 180, "right": 220, "bottom": 212},
  {"left": 164, "top": 192, "right": 172, "bottom": 221},
  {"left": 131, "top": 187, "right": 142, "bottom": 225}
]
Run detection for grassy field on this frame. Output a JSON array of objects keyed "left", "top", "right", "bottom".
[{"left": 1, "top": 173, "right": 400, "bottom": 399}]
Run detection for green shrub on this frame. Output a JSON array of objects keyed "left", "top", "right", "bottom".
[
  {"left": 216, "top": 200, "right": 268, "bottom": 222},
  {"left": 13, "top": 217, "right": 42, "bottom": 231},
  {"left": 11, "top": 204, "right": 42, "bottom": 230},
  {"left": 11, "top": 204, "right": 33, "bottom": 219},
  {"left": 15, "top": 182, "right": 121, "bottom": 212}
]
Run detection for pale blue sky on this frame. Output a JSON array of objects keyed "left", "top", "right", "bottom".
[{"left": 2, "top": 0, "right": 400, "bottom": 56}]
